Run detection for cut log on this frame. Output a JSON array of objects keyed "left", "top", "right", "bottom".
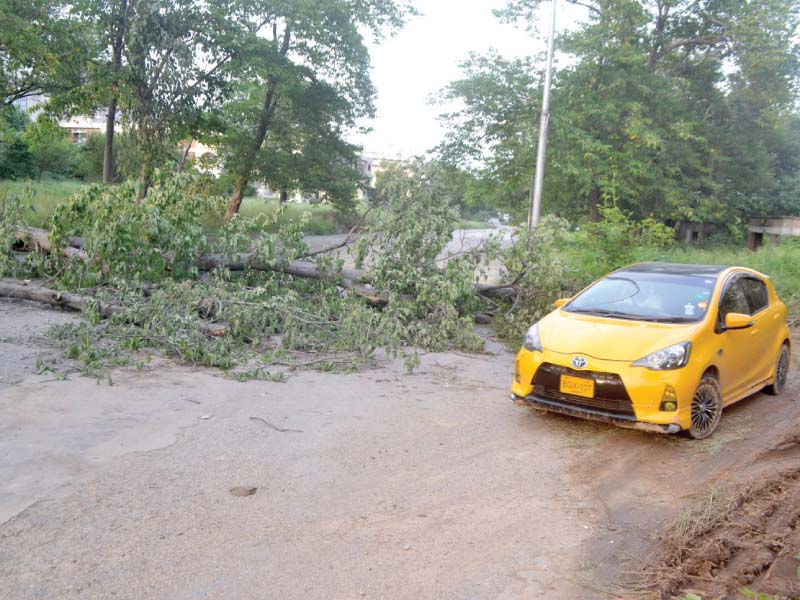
[
  {"left": 15, "top": 227, "right": 87, "bottom": 260},
  {"left": 0, "top": 278, "right": 119, "bottom": 317},
  {"left": 0, "top": 279, "right": 226, "bottom": 337}
]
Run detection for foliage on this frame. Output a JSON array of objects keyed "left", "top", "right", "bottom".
[
  {"left": 214, "top": 0, "right": 415, "bottom": 216},
  {"left": 0, "top": 107, "right": 35, "bottom": 180},
  {"left": 0, "top": 0, "right": 87, "bottom": 104},
  {"left": 439, "top": 0, "right": 800, "bottom": 226},
  {"left": 0, "top": 186, "right": 32, "bottom": 278},
  {"left": 22, "top": 116, "right": 79, "bottom": 179},
  {"left": 24, "top": 172, "right": 487, "bottom": 377},
  {"left": 49, "top": 172, "right": 215, "bottom": 285},
  {"left": 572, "top": 204, "right": 675, "bottom": 282},
  {"left": 73, "top": 134, "right": 106, "bottom": 181},
  {"left": 491, "top": 215, "right": 574, "bottom": 343},
  {"left": 360, "top": 161, "right": 485, "bottom": 363}
]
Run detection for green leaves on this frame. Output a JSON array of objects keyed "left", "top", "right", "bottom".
[{"left": 439, "top": 0, "right": 800, "bottom": 227}]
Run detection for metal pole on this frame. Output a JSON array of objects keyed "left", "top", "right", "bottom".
[{"left": 528, "top": 0, "right": 557, "bottom": 231}]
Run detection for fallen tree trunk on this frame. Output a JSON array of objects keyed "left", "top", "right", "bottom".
[
  {"left": 0, "top": 279, "right": 226, "bottom": 337},
  {"left": 16, "top": 227, "right": 87, "bottom": 260},
  {"left": 13, "top": 227, "right": 519, "bottom": 302},
  {"left": 0, "top": 278, "right": 119, "bottom": 317}
]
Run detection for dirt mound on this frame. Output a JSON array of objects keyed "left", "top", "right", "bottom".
[{"left": 653, "top": 434, "right": 800, "bottom": 599}]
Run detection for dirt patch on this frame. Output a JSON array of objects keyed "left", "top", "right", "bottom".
[{"left": 651, "top": 437, "right": 800, "bottom": 599}]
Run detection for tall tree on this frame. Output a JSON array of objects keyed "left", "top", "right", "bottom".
[
  {"left": 439, "top": 0, "right": 800, "bottom": 225},
  {"left": 0, "top": 0, "right": 87, "bottom": 105},
  {"left": 216, "top": 0, "right": 413, "bottom": 219}
]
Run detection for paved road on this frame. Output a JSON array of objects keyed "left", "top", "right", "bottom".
[
  {"left": 2, "top": 301, "right": 798, "bottom": 600},
  {"left": 0, "top": 304, "right": 590, "bottom": 600}
]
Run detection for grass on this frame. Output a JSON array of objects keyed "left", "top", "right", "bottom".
[
  {"left": 561, "top": 230, "right": 800, "bottom": 317},
  {"left": 0, "top": 179, "right": 85, "bottom": 227},
  {"left": 203, "top": 196, "right": 358, "bottom": 235},
  {"left": 2, "top": 178, "right": 357, "bottom": 236},
  {"left": 649, "top": 241, "right": 800, "bottom": 315},
  {"left": 458, "top": 219, "right": 492, "bottom": 230}
]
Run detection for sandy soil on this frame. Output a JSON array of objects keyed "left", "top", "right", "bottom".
[{"left": 0, "top": 300, "right": 797, "bottom": 600}]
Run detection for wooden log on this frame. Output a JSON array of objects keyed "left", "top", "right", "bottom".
[
  {"left": 0, "top": 278, "right": 119, "bottom": 317},
  {"left": 0, "top": 279, "right": 226, "bottom": 337},
  {"left": 15, "top": 227, "right": 87, "bottom": 259}
]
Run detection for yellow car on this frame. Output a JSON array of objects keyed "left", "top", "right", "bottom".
[{"left": 510, "top": 263, "right": 791, "bottom": 439}]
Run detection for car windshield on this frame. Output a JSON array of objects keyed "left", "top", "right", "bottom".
[{"left": 565, "top": 271, "right": 717, "bottom": 322}]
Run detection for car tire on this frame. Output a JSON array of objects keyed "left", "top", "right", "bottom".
[
  {"left": 765, "top": 344, "right": 790, "bottom": 396},
  {"left": 688, "top": 374, "right": 723, "bottom": 440}
]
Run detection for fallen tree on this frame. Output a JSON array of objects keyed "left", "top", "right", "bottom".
[
  {"left": 2, "top": 169, "right": 535, "bottom": 376},
  {"left": 14, "top": 227, "right": 519, "bottom": 302}
]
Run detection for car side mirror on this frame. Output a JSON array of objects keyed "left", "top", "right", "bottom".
[
  {"left": 724, "top": 312, "right": 754, "bottom": 330},
  {"left": 553, "top": 297, "right": 570, "bottom": 309}
]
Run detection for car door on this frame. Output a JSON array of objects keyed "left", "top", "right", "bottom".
[
  {"left": 715, "top": 276, "right": 757, "bottom": 402},
  {"left": 740, "top": 276, "right": 773, "bottom": 384}
]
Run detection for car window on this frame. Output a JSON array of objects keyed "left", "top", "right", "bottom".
[
  {"left": 741, "top": 277, "right": 769, "bottom": 314},
  {"left": 719, "top": 280, "right": 750, "bottom": 317},
  {"left": 565, "top": 272, "right": 715, "bottom": 322}
]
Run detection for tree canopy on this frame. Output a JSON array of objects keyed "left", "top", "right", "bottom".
[{"left": 439, "top": 0, "right": 800, "bottom": 226}]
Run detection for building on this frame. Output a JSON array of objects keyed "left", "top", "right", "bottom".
[
  {"left": 747, "top": 217, "right": 800, "bottom": 250},
  {"left": 13, "top": 95, "right": 105, "bottom": 143}
]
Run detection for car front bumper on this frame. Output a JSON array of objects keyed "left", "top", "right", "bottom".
[{"left": 510, "top": 392, "right": 682, "bottom": 434}]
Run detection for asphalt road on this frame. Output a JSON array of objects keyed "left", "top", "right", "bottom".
[{"left": 2, "top": 300, "right": 797, "bottom": 600}]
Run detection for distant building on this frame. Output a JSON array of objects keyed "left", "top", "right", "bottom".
[
  {"left": 673, "top": 221, "right": 721, "bottom": 245},
  {"left": 12, "top": 95, "right": 106, "bottom": 143},
  {"left": 748, "top": 217, "right": 800, "bottom": 250},
  {"left": 60, "top": 114, "right": 105, "bottom": 144}
]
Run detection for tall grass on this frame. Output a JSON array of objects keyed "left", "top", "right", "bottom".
[
  {"left": 647, "top": 240, "right": 800, "bottom": 314},
  {"left": 202, "top": 196, "right": 358, "bottom": 235},
  {"left": 2, "top": 178, "right": 356, "bottom": 236},
  {"left": 0, "top": 179, "right": 85, "bottom": 227}
]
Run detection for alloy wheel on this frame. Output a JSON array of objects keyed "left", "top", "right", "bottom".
[{"left": 689, "top": 377, "right": 722, "bottom": 439}]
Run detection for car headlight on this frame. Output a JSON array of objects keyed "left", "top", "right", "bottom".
[
  {"left": 632, "top": 342, "right": 691, "bottom": 370},
  {"left": 523, "top": 323, "right": 543, "bottom": 352}
]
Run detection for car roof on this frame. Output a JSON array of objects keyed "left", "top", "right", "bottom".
[{"left": 618, "top": 262, "right": 729, "bottom": 277}]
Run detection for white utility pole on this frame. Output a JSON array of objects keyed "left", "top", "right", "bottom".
[{"left": 528, "top": 0, "right": 557, "bottom": 230}]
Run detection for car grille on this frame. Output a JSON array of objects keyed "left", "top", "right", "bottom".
[{"left": 532, "top": 362, "right": 635, "bottom": 416}]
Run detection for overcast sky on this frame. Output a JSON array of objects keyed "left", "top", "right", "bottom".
[{"left": 351, "top": 0, "right": 582, "bottom": 159}]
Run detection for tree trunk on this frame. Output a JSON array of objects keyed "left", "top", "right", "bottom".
[
  {"left": 0, "top": 279, "right": 226, "bottom": 336},
  {"left": 178, "top": 140, "right": 193, "bottom": 173},
  {"left": 103, "top": 0, "right": 130, "bottom": 184},
  {"left": 224, "top": 176, "right": 248, "bottom": 219},
  {"left": 588, "top": 186, "right": 601, "bottom": 223},
  {"left": 279, "top": 190, "right": 288, "bottom": 205},
  {"left": 225, "top": 27, "right": 290, "bottom": 220},
  {"left": 103, "top": 97, "right": 117, "bottom": 184},
  {"left": 226, "top": 88, "right": 275, "bottom": 218},
  {"left": 14, "top": 227, "right": 521, "bottom": 303},
  {"left": 136, "top": 162, "right": 149, "bottom": 202}
]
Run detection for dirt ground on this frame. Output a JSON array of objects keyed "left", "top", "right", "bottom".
[{"left": 0, "top": 299, "right": 798, "bottom": 600}]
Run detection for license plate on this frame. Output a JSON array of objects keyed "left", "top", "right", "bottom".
[{"left": 560, "top": 374, "right": 595, "bottom": 399}]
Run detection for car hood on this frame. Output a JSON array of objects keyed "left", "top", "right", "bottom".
[{"left": 539, "top": 310, "right": 701, "bottom": 362}]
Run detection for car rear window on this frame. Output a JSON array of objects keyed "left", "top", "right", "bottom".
[{"left": 565, "top": 272, "right": 717, "bottom": 322}]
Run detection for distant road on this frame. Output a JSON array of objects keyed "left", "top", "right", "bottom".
[{"left": 304, "top": 226, "right": 516, "bottom": 263}]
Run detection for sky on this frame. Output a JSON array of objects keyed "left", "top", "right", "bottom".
[{"left": 350, "top": 0, "right": 581, "bottom": 159}]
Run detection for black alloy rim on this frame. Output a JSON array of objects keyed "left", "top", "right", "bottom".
[
  {"left": 691, "top": 384, "right": 719, "bottom": 435},
  {"left": 776, "top": 349, "right": 788, "bottom": 391}
]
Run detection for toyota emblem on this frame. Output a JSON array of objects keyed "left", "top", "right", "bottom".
[{"left": 571, "top": 356, "right": 587, "bottom": 369}]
